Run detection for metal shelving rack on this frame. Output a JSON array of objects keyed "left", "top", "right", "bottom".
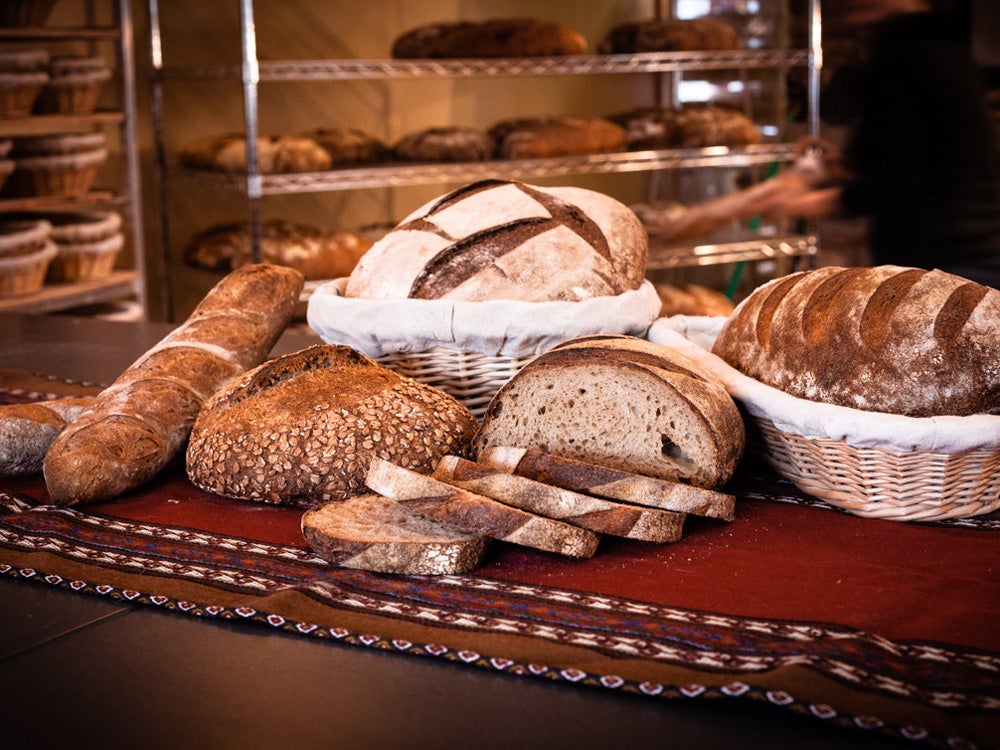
[
  {"left": 0, "top": 0, "right": 146, "bottom": 316},
  {"left": 147, "top": 0, "right": 821, "bottom": 308}
]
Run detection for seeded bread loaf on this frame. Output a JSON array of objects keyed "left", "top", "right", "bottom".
[
  {"left": 0, "top": 397, "right": 94, "bottom": 476},
  {"left": 366, "top": 459, "right": 600, "bottom": 558},
  {"left": 186, "top": 345, "right": 478, "bottom": 505},
  {"left": 344, "top": 179, "right": 648, "bottom": 302},
  {"left": 474, "top": 334, "right": 745, "bottom": 489},
  {"left": 391, "top": 18, "right": 587, "bottom": 59},
  {"left": 433, "top": 455, "right": 686, "bottom": 543},
  {"left": 302, "top": 493, "right": 490, "bottom": 575},
  {"left": 43, "top": 264, "right": 304, "bottom": 505},
  {"left": 711, "top": 266, "right": 1000, "bottom": 417}
]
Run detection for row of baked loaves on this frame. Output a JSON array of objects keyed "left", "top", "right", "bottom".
[
  {"left": 390, "top": 16, "right": 741, "bottom": 58},
  {"left": 179, "top": 107, "right": 760, "bottom": 174}
]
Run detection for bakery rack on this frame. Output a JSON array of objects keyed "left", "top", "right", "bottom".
[
  {"left": 0, "top": 0, "right": 146, "bottom": 317},
  {"left": 146, "top": 0, "right": 822, "bottom": 317}
]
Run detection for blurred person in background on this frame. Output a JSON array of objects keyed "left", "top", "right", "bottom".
[{"left": 767, "top": 0, "right": 1000, "bottom": 288}]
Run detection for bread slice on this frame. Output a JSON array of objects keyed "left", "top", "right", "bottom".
[
  {"left": 365, "top": 458, "right": 599, "bottom": 559},
  {"left": 301, "top": 493, "right": 489, "bottom": 575},
  {"left": 473, "top": 334, "right": 745, "bottom": 489},
  {"left": 478, "top": 446, "right": 735, "bottom": 521},
  {"left": 433, "top": 455, "right": 685, "bottom": 543}
]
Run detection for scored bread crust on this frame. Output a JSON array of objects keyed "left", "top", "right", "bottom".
[
  {"left": 344, "top": 179, "right": 647, "bottom": 303},
  {"left": 711, "top": 266, "right": 1000, "bottom": 417},
  {"left": 186, "top": 345, "right": 478, "bottom": 505},
  {"left": 366, "top": 459, "right": 599, "bottom": 558},
  {"left": 302, "top": 494, "right": 489, "bottom": 575},
  {"left": 432, "top": 455, "right": 686, "bottom": 543},
  {"left": 473, "top": 334, "right": 745, "bottom": 489}
]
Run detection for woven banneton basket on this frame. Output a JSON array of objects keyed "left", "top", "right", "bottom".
[
  {"left": 648, "top": 315, "right": 1000, "bottom": 523},
  {"left": 307, "top": 278, "right": 663, "bottom": 418}
]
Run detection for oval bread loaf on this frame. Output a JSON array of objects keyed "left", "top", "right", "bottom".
[
  {"left": 474, "top": 334, "right": 745, "bottom": 489},
  {"left": 711, "top": 266, "right": 1000, "bottom": 417},
  {"left": 44, "top": 264, "right": 304, "bottom": 506},
  {"left": 391, "top": 18, "right": 588, "bottom": 59},
  {"left": 186, "top": 344, "right": 478, "bottom": 505},
  {"left": 302, "top": 494, "right": 489, "bottom": 575},
  {"left": 344, "top": 179, "right": 648, "bottom": 303}
]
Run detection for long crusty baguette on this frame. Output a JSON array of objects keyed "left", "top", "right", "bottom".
[
  {"left": 0, "top": 398, "right": 94, "bottom": 477},
  {"left": 302, "top": 493, "right": 490, "bottom": 575},
  {"left": 366, "top": 458, "right": 599, "bottom": 559},
  {"left": 43, "top": 264, "right": 304, "bottom": 506},
  {"left": 711, "top": 266, "right": 1000, "bottom": 417},
  {"left": 432, "top": 455, "right": 686, "bottom": 543},
  {"left": 478, "top": 446, "right": 735, "bottom": 521}
]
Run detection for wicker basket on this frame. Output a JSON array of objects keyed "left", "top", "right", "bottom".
[
  {"left": 648, "top": 315, "right": 1000, "bottom": 522},
  {"left": 35, "top": 57, "right": 111, "bottom": 115},
  {"left": 0, "top": 239, "right": 57, "bottom": 297},
  {"left": 0, "top": 70, "right": 48, "bottom": 117},
  {"left": 47, "top": 231, "right": 123, "bottom": 283},
  {"left": 308, "top": 278, "right": 663, "bottom": 418},
  {"left": 8, "top": 147, "right": 106, "bottom": 197}
]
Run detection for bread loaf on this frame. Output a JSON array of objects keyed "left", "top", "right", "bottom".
[
  {"left": 655, "top": 283, "right": 735, "bottom": 317},
  {"left": 180, "top": 134, "right": 332, "bottom": 174},
  {"left": 392, "top": 126, "right": 495, "bottom": 162},
  {"left": 477, "top": 447, "right": 735, "bottom": 520},
  {"left": 43, "top": 264, "right": 304, "bottom": 505},
  {"left": 344, "top": 179, "right": 648, "bottom": 302},
  {"left": 366, "top": 458, "right": 600, "bottom": 558},
  {"left": 711, "top": 266, "right": 1000, "bottom": 417},
  {"left": 186, "top": 344, "right": 478, "bottom": 505},
  {"left": 184, "top": 219, "right": 371, "bottom": 280},
  {"left": 433, "top": 455, "right": 686, "bottom": 543},
  {"left": 490, "top": 116, "right": 625, "bottom": 159},
  {"left": 0, "top": 397, "right": 93, "bottom": 476},
  {"left": 474, "top": 334, "right": 745, "bottom": 488},
  {"left": 297, "top": 127, "right": 390, "bottom": 165},
  {"left": 391, "top": 18, "right": 587, "bottom": 59},
  {"left": 301, "top": 494, "right": 489, "bottom": 575},
  {"left": 598, "top": 17, "right": 740, "bottom": 53}
]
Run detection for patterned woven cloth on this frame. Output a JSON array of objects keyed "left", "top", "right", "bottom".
[{"left": 1, "top": 372, "right": 998, "bottom": 750}]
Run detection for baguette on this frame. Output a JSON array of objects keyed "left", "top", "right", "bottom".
[
  {"left": 477, "top": 446, "right": 735, "bottom": 520},
  {"left": 366, "top": 458, "right": 599, "bottom": 559},
  {"left": 43, "top": 264, "right": 304, "bottom": 505},
  {"left": 433, "top": 455, "right": 686, "bottom": 543},
  {"left": 301, "top": 493, "right": 490, "bottom": 575},
  {"left": 711, "top": 266, "right": 1000, "bottom": 417},
  {"left": 0, "top": 397, "right": 94, "bottom": 476}
]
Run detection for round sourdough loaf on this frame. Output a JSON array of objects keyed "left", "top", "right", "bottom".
[
  {"left": 186, "top": 344, "right": 478, "bottom": 505},
  {"left": 344, "top": 179, "right": 648, "bottom": 302},
  {"left": 711, "top": 266, "right": 1000, "bottom": 417},
  {"left": 473, "top": 334, "right": 745, "bottom": 489}
]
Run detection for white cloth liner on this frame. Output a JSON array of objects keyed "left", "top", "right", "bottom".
[
  {"left": 307, "top": 278, "right": 663, "bottom": 359},
  {"left": 647, "top": 315, "right": 1000, "bottom": 454}
]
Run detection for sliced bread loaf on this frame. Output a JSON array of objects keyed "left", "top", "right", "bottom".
[
  {"left": 301, "top": 493, "right": 489, "bottom": 575},
  {"left": 432, "top": 455, "right": 685, "bottom": 543},
  {"left": 365, "top": 458, "right": 599, "bottom": 558},
  {"left": 473, "top": 335, "right": 745, "bottom": 489},
  {"left": 478, "top": 446, "right": 735, "bottom": 520}
]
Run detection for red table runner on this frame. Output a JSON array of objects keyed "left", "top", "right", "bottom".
[{"left": 1, "top": 383, "right": 998, "bottom": 749}]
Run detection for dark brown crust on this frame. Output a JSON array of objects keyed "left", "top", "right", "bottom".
[
  {"left": 712, "top": 266, "right": 1000, "bottom": 416},
  {"left": 391, "top": 18, "right": 587, "bottom": 59}
]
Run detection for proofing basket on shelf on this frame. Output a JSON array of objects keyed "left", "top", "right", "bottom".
[
  {"left": 307, "top": 278, "right": 663, "bottom": 418},
  {"left": 647, "top": 315, "right": 1000, "bottom": 522}
]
